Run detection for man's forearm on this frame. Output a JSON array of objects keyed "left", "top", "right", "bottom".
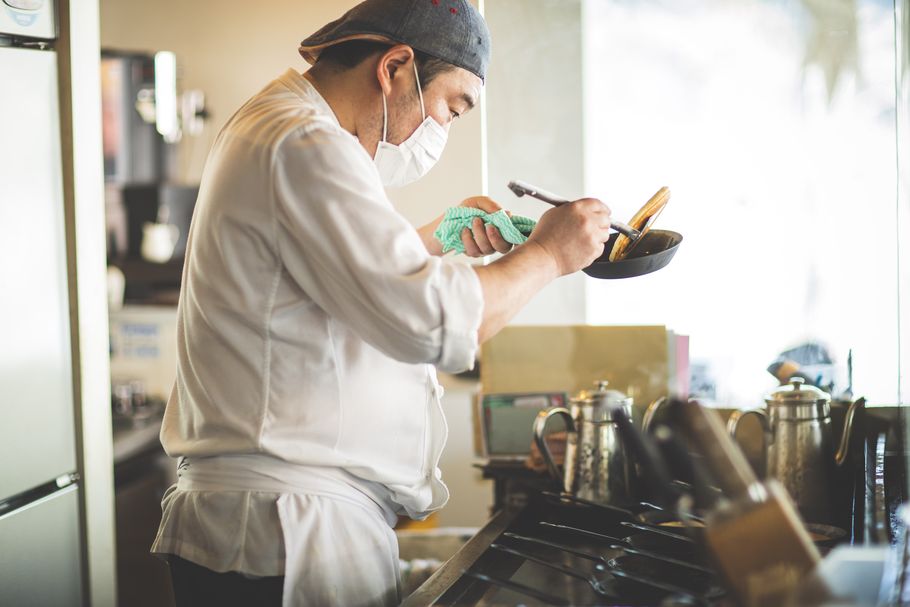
[
  {"left": 416, "top": 215, "right": 445, "bottom": 256},
  {"left": 473, "top": 241, "right": 560, "bottom": 343}
]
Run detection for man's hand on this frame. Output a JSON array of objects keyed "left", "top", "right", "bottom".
[
  {"left": 457, "top": 196, "right": 514, "bottom": 257},
  {"left": 417, "top": 195, "right": 515, "bottom": 257},
  {"left": 473, "top": 197, "right": 613, "bottom": 343},
  {"left": 526, "top": 198, "right": 612, "bottom": 276}
]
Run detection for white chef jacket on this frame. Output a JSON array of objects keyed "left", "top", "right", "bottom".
[{"left": 151, "top": 69, "right": 484, "bottom": 601}]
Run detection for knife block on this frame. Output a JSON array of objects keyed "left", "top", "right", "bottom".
[{"left": 703, "top": 479, "right": 821, "bottom": 607}]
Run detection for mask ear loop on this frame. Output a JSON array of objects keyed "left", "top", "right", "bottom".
[
  {"left": 381, "top": 91, "right": 388, "bottom": 143},
  {"left": 380, "top": 60, "right": 424, "bottom": 147},
  {"left": 413, "top": 61, "right": 426, "bottom": 120}
]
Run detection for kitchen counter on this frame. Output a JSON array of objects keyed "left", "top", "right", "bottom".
[
  {"left": 112, "top": 414, "right": 164, "bottom": 465},
  {"left": 475, "top": 459, "right": 554, "bottom": 514},
  {"left": 111, "top": 412, "right": 177, "bottom": 607},
  {"left": 434, "top": 371, "right": 493, "bottom": 527}
]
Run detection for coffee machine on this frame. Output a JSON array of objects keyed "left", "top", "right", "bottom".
[{"left": 101, "top": 50, "right": 205, "bottom": 303}]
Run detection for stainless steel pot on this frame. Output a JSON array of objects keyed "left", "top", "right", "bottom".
[
  {"left": 727, "top": 377, "right": 863, "bottom": 524},
  {"left": 533, "top": 381, "right": 634, "bottom": 505}
]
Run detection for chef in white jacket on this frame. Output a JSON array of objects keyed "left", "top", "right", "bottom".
[{"left": 151, "top": 1, "right": 613, "bottom": 605}]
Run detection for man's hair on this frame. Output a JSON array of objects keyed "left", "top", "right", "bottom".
[{"left": 316, "top": 40, "right": 455, "bottom": 87}]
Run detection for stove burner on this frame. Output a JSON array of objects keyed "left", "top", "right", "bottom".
[{"left": 408, "top": 491, "right": 728, "bottom": 606}]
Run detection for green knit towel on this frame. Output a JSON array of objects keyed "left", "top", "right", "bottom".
[{"left": 434, "top": 207, "right": 537, "bottom": 254}]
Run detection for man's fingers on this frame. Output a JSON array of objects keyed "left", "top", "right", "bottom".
[
  {"left": 461, "top": 228, "right": 483, "bottom": 257},
  {"left": 575, "top": 197, "right": 611, "bottom": 216},
  {"left": 464, "top": 195, "right": 503, "bottom": 214},
  {"left": 486, "top": 223, "right": 514, "bottom": 254},
  {"left": 566, "top": 198, "right": 612, "bottom": 235},
  {"left": 471, "top": 217, "right": 496, "bottom": 255}
]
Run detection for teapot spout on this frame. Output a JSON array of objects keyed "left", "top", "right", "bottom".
[{"left": 834, "top": 397, "right": 865, "bottom": 466}]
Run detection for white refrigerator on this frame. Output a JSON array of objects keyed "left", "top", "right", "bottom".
[{"left": 0, "top": 2, "right": 85, "bottom": 605}]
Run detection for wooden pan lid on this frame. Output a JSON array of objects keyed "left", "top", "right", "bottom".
[{"left": 609, "top": 187, "right": 671, "bottom": 262}]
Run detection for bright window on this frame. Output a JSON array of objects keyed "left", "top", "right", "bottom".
[{"left": 581, "top": 0, "right": 899, "bottom": 406}]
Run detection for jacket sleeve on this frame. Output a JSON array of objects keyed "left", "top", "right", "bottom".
[{"left": 271, "top": 126, "right": 483, "bottom": 374}]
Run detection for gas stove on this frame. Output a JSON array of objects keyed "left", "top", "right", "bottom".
[
  {"left": 402, "top": 403, "right": 908, "bottom": 606},
  {"left": 402, "top": 491, "right": 730, "bottom": 606}
]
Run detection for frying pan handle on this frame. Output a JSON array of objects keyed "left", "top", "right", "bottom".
[
  {"left": 507, "top": 179, "right": 571, "bottom": 205},
  {"left": 606, "top": 567, "right": 705, "bottom": 603},
  {"left": 508, "top": 179, "right": 642, "bottom": 241},
  {"left": 533, "top": 407, "right": 574, "bottom": 483},
  {"left": 490, "top": 543, "right": 589, "bottom": 582},
  {"left": 462, "top": 570, "right": 570, "bottom": 606},
  {"left": 504, "top": 531, "right": 605, "bottom": 563}
]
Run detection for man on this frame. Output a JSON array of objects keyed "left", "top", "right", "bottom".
[{"left": 151, "top": 1, "right": 612, "bottom": 605}]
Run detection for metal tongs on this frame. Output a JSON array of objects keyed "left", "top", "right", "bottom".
[{"left": 507, "top": 179, "right": 642, "bottom": 241}]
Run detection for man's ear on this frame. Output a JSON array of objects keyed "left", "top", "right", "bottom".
[{"left": 376, "top": 44, "right": 416, "bottom": 96}]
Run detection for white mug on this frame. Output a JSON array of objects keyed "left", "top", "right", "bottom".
[
  {"left": 106, "top": 265, "right": 126, "bottom": 311},
  {"left": 141, "top": 222, "right": 179, "bottom": 263}
]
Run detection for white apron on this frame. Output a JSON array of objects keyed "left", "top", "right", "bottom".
[{"left": 153, "top": 454, "right": 402, "bottom": 607}]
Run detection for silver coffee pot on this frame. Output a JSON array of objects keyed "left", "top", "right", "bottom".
[
  {"left": 727, "top": 377, "right": 862, "bottom": 524},
  {"left": 532, "top": 381, "right": 634, "bottom": 505}
]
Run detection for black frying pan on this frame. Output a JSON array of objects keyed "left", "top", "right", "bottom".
[
  {"left": 507, "top": 180, "right": 682, "bottom": 280},
  {"left": 607, "top": 554, "right": 724, "bottom": 602},
  {"left": 583, "top": 230, "right": 683, "bottom": 280}
]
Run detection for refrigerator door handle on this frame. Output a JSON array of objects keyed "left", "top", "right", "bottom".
[
  {"left": 54, "top": 472, "right": 79, "bottom": 488},
  {"left": 0, "top": 475, "right": 79, "bottom": 520}
]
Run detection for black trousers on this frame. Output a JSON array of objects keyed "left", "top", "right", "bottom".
[{"left": 168, "top": 555, "right": 284, "bottom": 607}]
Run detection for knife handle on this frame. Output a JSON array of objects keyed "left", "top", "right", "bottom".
[
  {"left": 653, "top": 425, "right": 725, "bottom": 512},
  {"left": 611, "top": 406, "right": 677, "bottom": 506},
  {"left": 670, "top": 399, "right": 760, "bottom": 502}
]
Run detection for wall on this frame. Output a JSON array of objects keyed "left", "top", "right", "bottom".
[
  {"left": 898, "top": 0, "right": 910, "bottom": 406},
  {"left": 484, "top": 0, "right": 588, "bottom": 325},
  {"left": 435, "top": 380, "right": 489, "bottom": 527}
]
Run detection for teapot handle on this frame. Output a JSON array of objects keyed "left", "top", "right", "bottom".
[
  {"left": 835, "top": 397, "right": 865, "bottom": 466},
  {"left": 727, "top": 408, "right": 769, "bottom": 434},
  {"left": 642, "top": 396, "right": 669, "bottom": 434},
  {"left": 533, "top": 407, "right": 575, "bottom": 482},
  {"left": 726, "top": 408, "right": 770, "bottom": 455}
]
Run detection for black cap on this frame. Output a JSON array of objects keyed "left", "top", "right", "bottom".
[{"left": 299, "top": 0, "right": 491, "bottom": 81}]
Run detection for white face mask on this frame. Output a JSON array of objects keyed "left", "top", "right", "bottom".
[{"left": 373, "top": 62, "right": 448, "bottom": 188}]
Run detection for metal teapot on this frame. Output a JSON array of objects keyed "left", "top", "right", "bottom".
[
  {"left": 727, "top": 377, "right": 863, "bottom": 524},
  {"left": 532, "top": 381, "right": 634, "bottom": 505}
]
